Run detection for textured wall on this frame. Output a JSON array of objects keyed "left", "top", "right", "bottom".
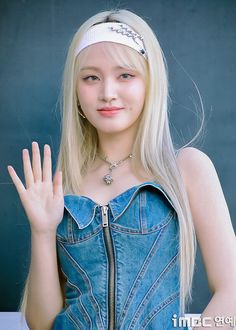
[{"left": 0, "top": 0, "right": 235, "bottom": 313}]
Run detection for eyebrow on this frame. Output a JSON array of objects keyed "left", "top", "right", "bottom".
[{"left": 79, "top": 65, "right": 133, "bottom": 71}]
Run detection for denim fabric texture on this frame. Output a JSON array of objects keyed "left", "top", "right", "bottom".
[{"left": 52, "top": 181, "right": 187, "bottom": 330}]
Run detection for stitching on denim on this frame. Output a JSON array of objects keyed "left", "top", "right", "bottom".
[
  {"left": 141, "top": 291, "right": 180, "bottom": 329},
  {"left": 56, "top": 233, "right": 64, "bottom": 240},
  {"left": 117, "top": 224, "right": 169, "bottom": 328},
  {"left": 111, "top": 190, "right": 140, "bottom": 222},
  {"left": 139, "top": 191, "right": 147, "bottom": 234},
  {"left": 60, "top": 267, "right": 92, "bottom": 326},
  {"left": 110, "top": 210, "right": 174, "bottom": 234},
  {"left": 65, "top": 305, "right": 84, "bottom": 329},
  {"left": 58, "top": 242, "right": 105, "bottom": 330},
  {"left": 72, "top": 225, "right": 102, "bottom": 243},
  {"left": 64, "top": 203, "right": 98, "bottom": 229},
  {"left": 112, "top": 183, "right": 177, "bottom": 222},
  {"left": 127, "top": 253, "right": 179, "bottom": 330},
  {"left": 56, "top": 225, "right": 102, "bottom": 244},
  {"left": 60, "top": 243, "right": 105, "bottom": 329},
  {"left": 68, "top": 216, "right": 75, "bottom": 243},
  {"left": 66, "top": 279, "right": 92, "bottom": 328}
]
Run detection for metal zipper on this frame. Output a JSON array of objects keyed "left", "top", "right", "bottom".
[{"left": 101, "top": 205, "right": 116, "bottom": 330}]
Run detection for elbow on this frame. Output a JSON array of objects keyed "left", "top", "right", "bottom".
[{"left": 24, "top": 298, "right": 63, "bottom": 330}]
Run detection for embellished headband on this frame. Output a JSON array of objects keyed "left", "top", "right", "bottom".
[{"left": 75, "top": 22, "right": 147, "bottom": 60}]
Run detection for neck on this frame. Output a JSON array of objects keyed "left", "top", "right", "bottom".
[{"left": 97, "top": 130, "right": 135, "bottom": 162}]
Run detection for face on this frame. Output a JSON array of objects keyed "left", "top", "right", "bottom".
[{"left": 76, "top": 42, "right": 146, "bottom": 135}]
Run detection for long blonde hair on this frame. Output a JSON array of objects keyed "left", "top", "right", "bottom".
[{"left": 20, "top": 8, "right": 197, "bottom": 316}]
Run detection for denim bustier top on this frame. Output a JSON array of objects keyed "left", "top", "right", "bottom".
[{"left": 53, "top": 181, "right": 186, "bottom": 330}]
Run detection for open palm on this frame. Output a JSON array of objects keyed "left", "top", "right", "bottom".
[{"left": 7, "top": 142, "right": 64, "bottom": 234}]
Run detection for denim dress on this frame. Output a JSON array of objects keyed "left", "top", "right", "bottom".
[{"left": 52, "top": 181, "right": 187, "bottom": 330}]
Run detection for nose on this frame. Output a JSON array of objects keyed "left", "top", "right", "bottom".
[{"left": 99, "top": 78, "right": 117, "bottom": 102}]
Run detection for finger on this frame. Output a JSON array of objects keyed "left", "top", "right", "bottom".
[
  {"left": 42, "top": 144, "right": 52, "bottom": 182},
  {"left": 22, "top": 149, "right": 34, "bottom": 188},
  {"left": 53, "top": 171, "right": 63, "bottom": 198},
  {"left": 7, "top": 165, "right": 26, "bottom": 196},
  {"left": 32, "top": 141, "right": 42, "bottom": 182}
]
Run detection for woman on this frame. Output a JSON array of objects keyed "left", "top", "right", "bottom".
[{"left": 7, "top": 8, "right": 236, "bottom": 330}]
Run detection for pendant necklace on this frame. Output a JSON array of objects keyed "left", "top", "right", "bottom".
[{"left": 97, "top": 152, "right": 134, "bottom": 185}]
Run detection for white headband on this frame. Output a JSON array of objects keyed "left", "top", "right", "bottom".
[{"left": 75, "top": 22, "right": 147, "bottom": 60}]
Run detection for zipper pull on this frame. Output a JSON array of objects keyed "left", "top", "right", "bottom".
[{"left": 101, "top": 205, "right": 109, "bottom": 227}]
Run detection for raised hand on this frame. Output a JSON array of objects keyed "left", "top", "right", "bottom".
[{"left": 7, "top": 141, "right": 64, "bottom": 234}]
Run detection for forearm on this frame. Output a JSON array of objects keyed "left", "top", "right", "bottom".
[
  {"left": 25, "top": 231, "right": 63, "bottom": 330},
  {"left": 193, "top": 289, "right": 236, "bottom": 330}
]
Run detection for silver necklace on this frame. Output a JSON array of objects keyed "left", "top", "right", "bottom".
[{"left": 98, "top": 153, "right": 134, "bottom": 185}]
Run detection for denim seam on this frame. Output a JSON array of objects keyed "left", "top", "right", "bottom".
[
  {"left": 56, "top": 233, "right": 64, "bottom": 241},
  {"left": 64, "top": 204, "right": 98, "bottom": 229},
  {"left": 58, "top": 242, "right": 105, "bottom": 330},
  {"left": 65, "top": 305, "right": 83, "bottom": 329},
  {"left": 56, "top": 225, "right": 102, "bottom": 244},
  {"left": 141, "top": 291, "right": 180, "bottom": 329},
  {"left": 68, "top": 216, "right": 75, "bottom": 243},
  {"left": 127, "top": 253, "right": 179, "bottom": 330},
  {"left": 65, "top": 279, "right": 92, "bottom": 328},
  {"left": 140, "top": 191, "right": 147, "bottom": 234},
  {"left": 110, "top": 210, "right": 173, "bottom": 234},
  {"left": 111, "top": 184, "right": 176, "bottom": 222},
  {"left": 118, "top": 223, "right": 169, "bottom": 328}
]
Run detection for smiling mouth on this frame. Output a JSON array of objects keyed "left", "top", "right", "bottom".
[
  {"left": 97, "top": 107, "right": 124, "bottom": 116},
  {"left": 97, "top": 107, "right": 124, "bottom": 111}
]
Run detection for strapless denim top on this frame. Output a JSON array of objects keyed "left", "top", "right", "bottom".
[{"left": 52, "top": 181, "right": 186, "bottom": 330}]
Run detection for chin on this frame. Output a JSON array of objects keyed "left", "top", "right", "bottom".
[{"left": 96, "top": 125, "right": 129, "bottom": 134}]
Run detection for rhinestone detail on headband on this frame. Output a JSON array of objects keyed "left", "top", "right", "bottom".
[
  {"left": 75, "top": 22, "right": 147, "bottom": 60},
  {"left": 109, "top": 24, "right": 146, "bottom": 56}
]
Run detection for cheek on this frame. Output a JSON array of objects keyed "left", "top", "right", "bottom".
[
  {"left": 77, "top": 85, "right": 96, "bottom": 111},
  {"left": 126, "top": 82, "right": 145, "bottom": 106}
]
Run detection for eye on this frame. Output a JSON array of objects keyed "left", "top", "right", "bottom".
[
  {"left": 120, "top": 73, "right": 135, "bottom": 80},
  {"left": 82, "top": 75, "right": 99, "bottom": 81}
]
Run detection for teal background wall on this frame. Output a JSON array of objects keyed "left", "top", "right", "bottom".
[{"left": 0, "top": 0, "right": 235, "bottom": 313}]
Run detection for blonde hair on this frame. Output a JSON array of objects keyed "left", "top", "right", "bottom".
[{"left": 20, "top": 8, "right": 196, "bottom": 317}]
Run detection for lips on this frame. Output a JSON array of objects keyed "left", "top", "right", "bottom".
[
  {"left": 97, "top": 107, "right": 124, "bottom": 111},
  {"left": 97, "top": 106, "right": 124, "bottom": 117}
]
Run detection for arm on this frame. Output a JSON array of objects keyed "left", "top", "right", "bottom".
[
  {"left": 8, "top": 142, "right": 65, "bottom": 330},
  {"left": 25, "top": 231, "right": 64, "bottom": 330},
  {"left": 177, "top": 147, "right": 236, "bottom": 329}
]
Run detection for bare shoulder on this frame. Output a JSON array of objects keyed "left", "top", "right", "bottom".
[
  {"left": 176, "top": 146, "right": 214, "bottom": 172},
  {"left": 175, "top": 149, "right": 236, "bottom": 294},
  {"left": 176, "top": 147, "right": 216, "bottom": 191}
]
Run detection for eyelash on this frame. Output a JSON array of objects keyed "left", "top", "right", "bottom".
[
  {"left": 120, "top": 73, "right": 135, "bottom": 79},
  {"left": 82, "top": 73, "right": 135, "bottom": 81},
  {"left": 82, "top": 75, "right": 97, "bottom": 81}
]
